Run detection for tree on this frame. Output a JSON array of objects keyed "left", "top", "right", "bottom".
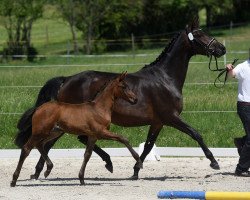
[
  {"left": 75, "top": 0, "right": 112, "bottom": 54},
  {"left": 56, "top": 0, "right": 142, "bottom": 54},
  {"left": 195, "top": 0, "right": 234, "bottom": 29},
  {"left": 99, "top": 0, "right": 143, "bottom": 39},
  {"left": 136, "top": 0, "right": 198, "bottom": 36},
  {"left": 57, "top": 0, "right": 79, "bottom": 54},
  {"left": 0, "top": 0, "right": 45, "bottom": 60}
]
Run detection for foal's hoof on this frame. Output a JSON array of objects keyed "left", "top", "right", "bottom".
[
  {"left": 10, "top": 181, "right": 16, "bottom": 187},
  {"left": 79, "top": 179, "right": 85, "bottom": 185},
  {"left": 105, "top": 163, "right": 113, "bottom": 173},
  {"left": 210, "top": 161, "right": 220, "bottom": 170},
  {"left": 30, "top": 174, "right": 39, "bottom": 180}
]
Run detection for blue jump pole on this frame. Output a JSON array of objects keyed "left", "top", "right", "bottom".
[{"left": 157, "top": 191, "right": 205, "bottom": 199}]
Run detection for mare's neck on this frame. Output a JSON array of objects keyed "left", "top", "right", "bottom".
[{"left": 152, "top": 32, "right": 193, "bottom": 91}]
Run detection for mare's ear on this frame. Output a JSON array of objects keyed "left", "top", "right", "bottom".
[
  {"left": 118, "top": 71, "right": 127, "bottom": 82},
  {"left": 186, "top": 16, "right": 199, "bottom": 32}
]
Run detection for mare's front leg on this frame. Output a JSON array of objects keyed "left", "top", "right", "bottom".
[
  {"left": 101, "top": 130, "right": 143, "bottom": 171},
  {"left": 79, "top": 137, "right": 97, "bottom": 185},
  {"left": 11, "top": 138, "right": 36, "bottom": 187},
  {"left": 78, "top": 135, "right": 113, "bottom": 173},
  {"left": 170, "top": 115, "right": 219, "bottom": 169},
  {"left": 30, "top": 135, "right": 63, "bottom": 179},
  {"left": 132, "top": 124, "right": 163, "bottom": 179}
]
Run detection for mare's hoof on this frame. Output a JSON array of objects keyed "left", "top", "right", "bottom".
[
  {"left": 210, "top": 161, "right": 220, "bottom": 170},
  {"left": 130, "top": 174, "right": 139, "bottom": 180},
  {"left": 44, "top": 170, "right": 51, "bottom": 178},
  {"left": 10, "top": 181, "right": 16, "bottom": 187},
  {"left": 105, "top": 163, "right": 113, "bottom": 173},
  {"left": 30, "top": 174, "right": 39, "bottom": 180}
]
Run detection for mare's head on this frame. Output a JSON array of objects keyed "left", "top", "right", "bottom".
[
  {"left": 110, "top": 72, "right": 137, "bottom": 105},
  {"left": 185, "top": 17, "right": 226, "bottom": 57}
]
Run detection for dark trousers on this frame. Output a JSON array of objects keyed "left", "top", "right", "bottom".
[{"left": 236, "top": 102, "right": 250, "bottom": 171}]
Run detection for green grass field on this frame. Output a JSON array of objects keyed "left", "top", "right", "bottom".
[{"left": 0, "top": 10, "right": 250, "bottom": 149}]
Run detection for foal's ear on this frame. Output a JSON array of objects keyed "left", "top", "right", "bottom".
[{"left": 118, "top": 71, "right": 127, "bottom": 82}]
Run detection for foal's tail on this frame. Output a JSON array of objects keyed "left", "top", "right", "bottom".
[{"left": 14, "top": 76, "right": 66, "bottom": 148}]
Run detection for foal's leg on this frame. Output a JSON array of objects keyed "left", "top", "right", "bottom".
[
  {"left": 78, "top": 137, "right": 97, "bottom": 185},
  {"left": 101, "top": 130, "right": 143, "bottom": 170},
  {"left": 31, "top": 135, "right": 113, "bottom": 179},
  {"left": 133, "top": 124, "right": 163, "bottom": 179},
  {"left": 11, "top": 138, "right": 36, "bottom": 187},
  {"left": 78, "top": 135, "right": 113, "bottom": 173},
  {"left": 31, "top": 135, "right": 63, "bottom": 179}
]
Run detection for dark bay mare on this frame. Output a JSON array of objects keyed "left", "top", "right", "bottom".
[
  {"left": 11, "top": 73, "right": 141, "bottom": 187},
  {"left": 15, "top": 18, "right": 226, "bottom": 180}
]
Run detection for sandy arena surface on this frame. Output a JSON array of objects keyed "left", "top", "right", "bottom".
[{"left": 0, "top": 156, "right": 249, "bottom": 200}]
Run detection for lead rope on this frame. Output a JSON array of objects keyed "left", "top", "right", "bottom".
[
  {"left": 213, "top": 58, "right": 238, "bottom": 88},
  {"left": 208, "top": 55, "right": 221, "bottom": 72}
]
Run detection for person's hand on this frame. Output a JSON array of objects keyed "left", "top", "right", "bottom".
[
  {"left": 226, "top": 63, "right": 234, "bottom": 71},
  {"left": 226, "top": 63, "right": 235, "bottom": 78}
]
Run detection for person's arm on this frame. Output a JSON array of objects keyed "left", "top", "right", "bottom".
[{"left": 226, "top": 64, "right": 236, "bottom": 78}]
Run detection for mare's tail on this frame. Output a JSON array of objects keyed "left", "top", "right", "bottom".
[{"left": 14, "top": 76, "right": 66, "bottom": 148}]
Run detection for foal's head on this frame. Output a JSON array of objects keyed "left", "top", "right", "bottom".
[
  {"left": 185, "top": 17, "right": 226, "bottom": 57},
  {"left": 109, "top": 72, "right": 137, "bottom": 105}
]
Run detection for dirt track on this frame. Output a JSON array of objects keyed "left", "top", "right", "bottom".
[{"left": 1, "top": 157, "right": 249, "bottom": 199}]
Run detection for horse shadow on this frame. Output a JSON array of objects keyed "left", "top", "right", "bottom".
[
  {"left": 204, "top": 171, "right": 236, "bottom": 178},
  {"left": 15, "top": 175, "right": 190, "bottom": 187}
]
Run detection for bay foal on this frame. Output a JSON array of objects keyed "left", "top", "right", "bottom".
[{"left": 11, "top": 72, "right": 141, "bottom": 187}]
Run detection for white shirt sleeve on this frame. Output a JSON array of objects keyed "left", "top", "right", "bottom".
[{"left": 233, "top": 63, "right": 245, "bottom": 80}]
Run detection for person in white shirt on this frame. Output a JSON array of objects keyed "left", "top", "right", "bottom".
[{"left": 226, "top": 59, "right": 250, "bottom": 176}]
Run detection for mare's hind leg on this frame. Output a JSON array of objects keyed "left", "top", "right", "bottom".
[
  {"left": 78, "top": 135, "right": 113, "bottom": 173},
  {"left": 170, "top": 115, "right": 219, "bottom": 170},
  {"left": 11, "top": 137, "right": 36, "bottom": 187},
  {"left": 36, "top": 143, "right": 54, "bottom": 178},
  {"left": 79, "top": 137, "right": 97, "bottom": 185},
  {"left": 132, "top": 124, "right": 163, "bottom": 179},
  {"left": 31, "top": 134, "right": 64, "bottom": 179},
  {"left": 101, "top": 130, "right": 143, "bottom": 170}
]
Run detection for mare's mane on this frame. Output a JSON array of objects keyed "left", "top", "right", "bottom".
[
  {"left": 143, "top": 32, "right": 181, "bottom": 69},
  {"left": 90, "top": 79, "right": 112, "bottom": 101}
]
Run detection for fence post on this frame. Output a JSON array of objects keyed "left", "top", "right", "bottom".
[
  {"left": 230, "top": 21, "right": 233, "bottom": 36},
  {"left": 131, "top": 33, "right": 135, "bottom": 58},
  {"left": 67, "top": 41, "right": 70, "bottom": 64},
  {"left": 223, "top": 40, "right": 226, "bottom": 65},
  {"left": 45, "top": 25, "right": 49, "bottom": 46}
]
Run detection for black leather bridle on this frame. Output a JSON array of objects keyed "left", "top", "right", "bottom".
[
  {"left": 186, "top": 29, "right": 238, "bottom": 88},
  {"left": 186, "top": 28, "right": 216, "bottom": 57}
]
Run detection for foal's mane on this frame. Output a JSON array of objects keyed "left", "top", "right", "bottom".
[
  {"left": 90, "top": 79, "right": 111, "bottom": 101},
  {"left": 143, "top": 32, "right": 181, "bottom": 69}
]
